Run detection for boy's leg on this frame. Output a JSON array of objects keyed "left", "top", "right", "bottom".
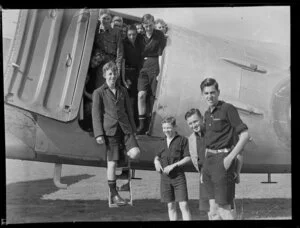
[
  {"left": 218, "top": 204, "right": 234, "bottom": 220},
  {"left": 213, "top": 154, "right": 236, "bottom": 220},
  {"left": 178, "top": 201, "right": 191, "bottom": 220},
  {"left": 167, "top": 202, "right": 177, "bottom": 221},
  {"left": 208, "top": 199, "right": 222, "bottom": 220},
  {"left": 137, "top": 70, "right": 150, "bottom": 135}
]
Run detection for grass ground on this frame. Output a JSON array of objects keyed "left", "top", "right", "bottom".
[{"left": 5, "top": 159, "right": 291, "bottom": 223}]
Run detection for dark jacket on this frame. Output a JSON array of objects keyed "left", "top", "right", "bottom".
[{"left": 92, "top": 83, "right": 136, "bottom": 138}]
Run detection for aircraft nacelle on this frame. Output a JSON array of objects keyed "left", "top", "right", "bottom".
[{"left": 4, "top": 9, "right": 290, "bottom": 176}]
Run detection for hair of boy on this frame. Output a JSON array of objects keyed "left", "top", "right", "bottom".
[
  {"left": 127, "top": 24, "right": 137, "bottom": 32},
  {"left": 200, "top": 78, "right": 219, "bottom": 92},
  {"left": 112, "top": 15, "right": 123, "bottom": 24},
  {"left": 184, "top": 108, "right": 203, "bottom": 121},
  {"left": 102, "top": 61, "right": 118, "bottom": 77},
  {"left": 161, "top": 116, "right": 176, "bottom": 127},
  {"left": 98, "top": 9, "right": 111, "bottom": 20},
  {"left": 142, "top": 14, "right": 155, "bottom": 24},
  {"left": 155, "top": 18, "right": 168, "bottom": 28}
]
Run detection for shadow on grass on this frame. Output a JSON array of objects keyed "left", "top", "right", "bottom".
[{"left": 6, "top": 174, "right": 94, "bottom": 204}]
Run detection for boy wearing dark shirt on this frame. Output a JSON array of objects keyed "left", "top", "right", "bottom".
[
  {"left": 122, "top": 25, "right": 143, "bottom": 126},
  {"left": 200, "top": 78, "right": 250, "bottom": 219},
  {"left": 154, "top": 116, "right": 191, "bottom": 220},
  {"left": 136, "top": 14, "right": 167, "bottom": 135}
]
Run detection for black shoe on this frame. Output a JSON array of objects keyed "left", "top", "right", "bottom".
[
  {"left": 136, "top": 117, "right": 147, "bottom": 135},
  {"left": 111, "top": 194, "right": 127, "bottom": 206},
  {"left": 117, "top": 182, "right": 130, "bottom": 191}
]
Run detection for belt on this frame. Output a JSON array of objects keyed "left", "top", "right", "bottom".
[{"left": 206, "top": 147, "right": 232, "bottom": 154}]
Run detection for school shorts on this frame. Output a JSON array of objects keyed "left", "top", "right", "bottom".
[
  {"left": 104, "top": 126, "right": 138, "bottom": 161},
  {"left": 137, "top": 58, "right": 160, "bottom": 96},
  {"left": 160, "top": 172, "right": 188, "bottom": 203},
  {"left": 202, "top": 152, "right": 235, "bottom": 206}
]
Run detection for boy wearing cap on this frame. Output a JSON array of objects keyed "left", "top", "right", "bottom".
[
  {"left": 154, "top": 116, "right": 192, "bottom": 220},
  {"left": 200, "top": 78, "right": 250, "bottom": 220}
]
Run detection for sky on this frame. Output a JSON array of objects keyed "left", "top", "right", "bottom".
[{"left": 2, "top": 7, "right": 290, "bottom": 45}]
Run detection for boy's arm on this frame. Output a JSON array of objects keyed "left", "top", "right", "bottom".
[
  {"left": 224, "top": 130, "right": 249, "bottom": 170},
  {"left": 116, "top": 31, "right": 124, "bottom": 76},
  {"left": 121, "top": 59, "right": 128, "bottom": 88},
  {"left": 92, "top": 90, "right": 104, "bottom": 138},
  {"left": 154, "top": 155, "right": 163, "bottom": 173},
  {"left": 223, "top": 104, "right": 250, "bottom": 169}
]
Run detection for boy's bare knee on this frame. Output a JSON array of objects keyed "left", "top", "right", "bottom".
[
  {"left": 127, "top": 147, "right": 141, "bottom": 160},
  {"left": 167, "top": 202, "right": 176, "bottom": 211},
  {"left": 138, "top": 91, "right": 146, "bottom": 100},
  {"left": 179, "top": 201, "right": 189, "bottom": 210}
]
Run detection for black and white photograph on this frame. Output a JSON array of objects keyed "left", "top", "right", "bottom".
[{"left": 3, "top": 6, "right": 291, "bottom": 223}]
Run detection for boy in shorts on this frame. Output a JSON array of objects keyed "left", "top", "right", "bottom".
[
  {"left": 92, "top": 61, "right": 140, "bottom": 206},
  {"left": 154, "top": 116, "right": 192, "bottom": 220}
]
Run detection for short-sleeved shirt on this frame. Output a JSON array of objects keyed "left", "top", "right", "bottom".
[
  {"left": 94, "top": 25, "right": 123, "bottom": 71},
  {"left": 204, "top": 100, "right": 248, "bottom": 150},
  {"left": 123, "top": 35, "right": 143, "bottom": 69},
  {"left": 156, "top": 134, "right": 190, "bottom": 173},
  {"left": 141, "top": 29, "right": 166, "bottom": 58}
]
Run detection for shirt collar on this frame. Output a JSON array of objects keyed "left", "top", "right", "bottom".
[
  {"left": 99, "top": 24, "right": 111, "bottom": 33},
  {"left": 103, "top": 82, "right": 120, "bottom": 90},
  {"left": 210, "top": 100, "right": 223, "bottom": 113},
  {"left": 164, "top": 132, "right": 179, "bottom": 141}
]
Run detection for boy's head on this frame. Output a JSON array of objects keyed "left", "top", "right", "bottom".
[
  {"left": 200, "top": 78, "right": 220, "bottom": 107},
  {"left": 161, "top": 116, "right": 176, "bottom": 138},
  {"left": 98, "top": 9, "right": 112, "bottom": 29},
  {"left": 127, "top": 24, "right": 137, "bottom": 43},
  {"left": 135, "top": 23, "right": 145, "bottom": 34},
  {"left": 102, "top": 61, "right": 118, "bottom": 86},
  {"left": 111, "top": 16, "right": 123, "bottom": 31},
  {"left": 142, "top": 14, "right": 155, "bottom": 34},
  {"left": 155, "top": 18, "right": 168, "bottom": 34},
  {"left": 90, "top": 52, "right": 102, "bottom": 68},
  {"left": 185, "top": 108, "right": 203, "bottom": 134}
]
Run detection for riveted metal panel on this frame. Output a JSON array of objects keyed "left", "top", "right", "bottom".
[{"left": 4, "top": 9, "right": 95, "bottom": 122}]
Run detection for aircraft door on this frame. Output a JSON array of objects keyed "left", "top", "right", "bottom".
[{"left": 4, "top": 9, "right": 97, "bottom": 122}]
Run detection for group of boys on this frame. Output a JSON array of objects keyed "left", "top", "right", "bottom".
[
  {"left": 90, "top": 9, "right": 167, "bottom": 206},
  {"left": 154, "top": 78, "right": 250, "bottom": 220},
  {"left": 89, "top": 10, "right": 167, "bottom": 136},
  {"left": 90, "top": 9, "right": 250, "bottom": 220}
]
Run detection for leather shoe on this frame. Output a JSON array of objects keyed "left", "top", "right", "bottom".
[{"left": 111, "top": 194, "right": 127, "bottom": 206}]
